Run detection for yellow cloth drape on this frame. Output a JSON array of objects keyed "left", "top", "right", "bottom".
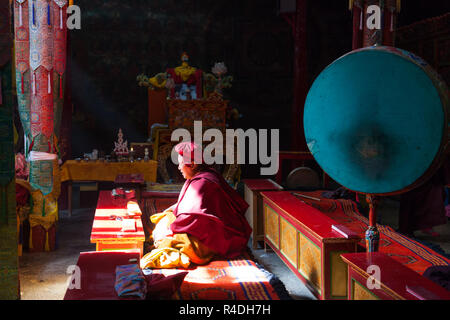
[
  {"left": 30, "top": 160, "right": 60, "bottom": 218},
  {"left": 29, "top": 190, "right": 58, "bottom": 252},
  {"left": 60, "top": 160, "right": 157, "bottom": 182},
  {"left": 30, "top": 190, "right": 58, "bottom": 219},
  {"left": 140, "top": 211, "right": 216, "bottom": 269},
  {"left": 174, "top": 62, "right": 197, "bottom": 82},
  {"left": 27, "top": 160, "right": 60, "bottom": 251},
  {"left": 51, "top": 159, "right": 61, "bottom": 200}
]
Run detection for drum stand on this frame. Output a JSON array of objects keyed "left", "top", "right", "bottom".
[{"left": 365, "top": 194, "right": 380, "bottom": 252}]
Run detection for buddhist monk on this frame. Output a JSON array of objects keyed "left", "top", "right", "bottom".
[{"left": 141, "top": 142, "right": 251, "bottom": 269}]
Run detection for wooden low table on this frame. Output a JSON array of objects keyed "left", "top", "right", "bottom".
[
  {"left": 64, "top": 250, "right": 141, "bottom": 300},
  {"left": 261, "top": 191, "right": 361, "bottom": 300},
  {"left": 341, "top": 252, "right": 450, "bottom": 300},
  {"left": 90, "top": 190, "right": 146, "bottom": 257},
  {"left": 243, "top": 179, "right": 283, "bottom": 249}
]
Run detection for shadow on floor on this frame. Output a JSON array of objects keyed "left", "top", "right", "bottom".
[{"left": 19, "top": 208, "right": 96, "bottom": 300}]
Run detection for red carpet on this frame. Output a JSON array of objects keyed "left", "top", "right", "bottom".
[
  {"left": 152, "top": 255, "right": 291, "bottom": 300},
  {"left": 140, "top": 194, "right": 291, "bottom": 300},
  {"left": 64, "top": 250, "right": 291, "bottom": 300}
]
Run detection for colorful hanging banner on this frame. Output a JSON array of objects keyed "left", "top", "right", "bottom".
[
  {"left": 52, "top": 0, "right": 67, "bottom": 141},
  {"left": 14, "top": 0, "right": 67, "bottom": 196},
  {"left": 14, "top": 0, "right": 31, "bottom": 154}
]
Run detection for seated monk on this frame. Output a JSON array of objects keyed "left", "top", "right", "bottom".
[{"left": 140, "top": 142, "right": 252, "bottom": 269}]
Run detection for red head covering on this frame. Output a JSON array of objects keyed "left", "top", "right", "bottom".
[{"left": 174, "top": 141, "right": 203, "bottom": 165}]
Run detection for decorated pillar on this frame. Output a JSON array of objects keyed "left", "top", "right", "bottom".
[
  {"left": 382, "top": 0, "right": 398, "bottom": 46},
  {"left": 0, "top": 0, "right": 19, "bottom": 299},
  {"left": 350, "top": 0, "right": 400, "bottom": 49},
  {"left": 13, "top": 0, "right": 68, "bottom": 251},
  {"left": 281, "top": 0, "right": 308, "bottom": 151},
  {"left": 350, "top": 0, "right": 364, "bottom": 49}
]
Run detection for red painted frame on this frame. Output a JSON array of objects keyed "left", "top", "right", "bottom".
[
  {"left": 243, "top": 179, "right": 283, "bottom": 249},
  {"left": 341, "top": 252, "right": 450, "bottom": 300},
  {"left": 261, "top": 191, "right": 360, "bottom": 300}
]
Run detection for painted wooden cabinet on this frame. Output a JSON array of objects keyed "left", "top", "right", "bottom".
[
  {"left": 261, "top": 191, "right": 360, "bottom": 300},
  {"left": 341, "top": 252, "right": 450, "bottom": 300},
  {"left": 243, "top": 179, "right": 283, "bottom": 249}
]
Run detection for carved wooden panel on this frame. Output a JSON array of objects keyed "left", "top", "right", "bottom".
[
  {"left": 330, "top": 251, "right": 348, "bottom": 298},
  {"left": 167, "top": 94, "right": 227, "bottom": 130},
  {"left": 280, "top": 216, "right": 297, "bottom": 268},
  {"left": 352, "top": 279, "right": 380, "bottom": 300},
  {"left": 264, "top": 204, "right": 279, "bottom": 249},
  {"left": 298, "top": 231, "right": 322, "bottom": 293}
]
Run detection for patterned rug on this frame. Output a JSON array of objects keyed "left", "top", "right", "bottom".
[
  {"left": 151, "top": 255, "right": 292, "bottom": 300},
  {"left": 299, "top": 191, "right": 450, "bottom": 275}
]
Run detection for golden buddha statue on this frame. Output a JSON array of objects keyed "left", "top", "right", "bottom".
[{"left": 174, "top": 52, "right": 197, "bottom": 82}]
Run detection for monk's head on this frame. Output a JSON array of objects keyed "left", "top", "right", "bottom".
[{"left": 175, "top": 142, "right": 205, "bottom": 179}]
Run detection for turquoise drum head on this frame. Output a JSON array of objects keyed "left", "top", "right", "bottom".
[{"left": 304, "top": 46, "right": 448, "bottom": 195}]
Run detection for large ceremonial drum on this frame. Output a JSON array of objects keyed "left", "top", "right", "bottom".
[{"left": 304, "top": 46, "right": 449, "bottom": 196}]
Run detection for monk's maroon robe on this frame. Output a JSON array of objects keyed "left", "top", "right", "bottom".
[{"left": 170, "top": 169, "right": 251, "bottom": 258}]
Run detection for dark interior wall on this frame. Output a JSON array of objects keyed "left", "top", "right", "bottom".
[
  {"left": 307, "top": 0, "right": 353, "bottom": 86},
  {"left": 69, "top": 0, "right": 294, "bottom": 161},
  {"left": 66, "top": 0, "right": 449, "bottom": 179},
  {"left": 396, "top": 2, "right": 450, "bottom": 97},
  {"left": 68, "top": 0, "right": 354, "bottom": 179},
  {"left": 397, "top": 0, "right": 450, "bottom": 27}
]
